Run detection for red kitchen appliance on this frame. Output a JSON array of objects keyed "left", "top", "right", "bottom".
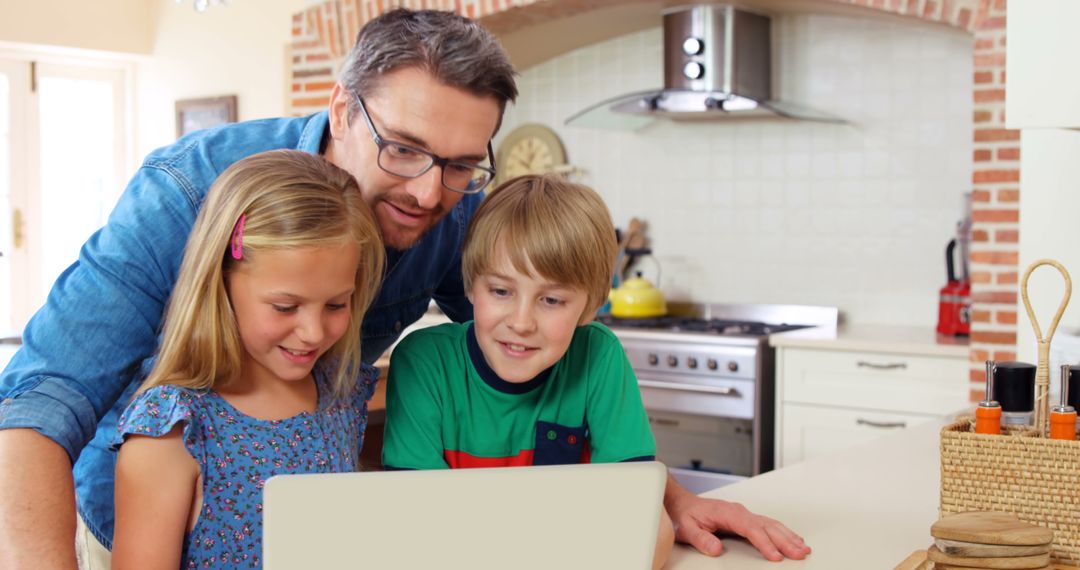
[{"left": 937, "top": 238, "right": 971, "bottom": 336}]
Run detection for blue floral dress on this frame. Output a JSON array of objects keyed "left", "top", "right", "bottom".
[{"left": 112, "top": 365, "right": 378, "bottom": 569}]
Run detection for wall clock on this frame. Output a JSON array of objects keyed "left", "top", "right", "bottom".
[{"left": 495, "top": 123, "right": 567, "bottom": 185}]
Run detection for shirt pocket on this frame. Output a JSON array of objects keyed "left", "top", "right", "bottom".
[{"left": 533, "top": 421, "right": 589, "bottom": 466}]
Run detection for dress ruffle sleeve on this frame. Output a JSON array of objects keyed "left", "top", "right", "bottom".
[
  {"left": 110, "top": 385, "right": 202, "bottom": 459},
  {"left": 353, "top": 363, "right": 380, "bottom": 408}
]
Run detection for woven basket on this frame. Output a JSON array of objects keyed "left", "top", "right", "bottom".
[{"left": 940, "top": 259, "right": 1078, "bottom": 564}]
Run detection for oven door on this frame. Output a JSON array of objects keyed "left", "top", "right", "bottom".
[{"left": 637, "top": 370, "right": 756, "bottom": 485}]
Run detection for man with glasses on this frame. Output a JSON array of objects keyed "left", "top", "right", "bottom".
[{"left": 0, "top": 8, "right": 808, "bottom": 569}]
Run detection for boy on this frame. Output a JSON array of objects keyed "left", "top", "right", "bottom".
[{"left": 382, "top": 174, "right": 675, "bottom": 568}]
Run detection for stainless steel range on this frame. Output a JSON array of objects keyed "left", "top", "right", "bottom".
[{"left": 599, "top": 303, "right": 838, "bottom": 494}]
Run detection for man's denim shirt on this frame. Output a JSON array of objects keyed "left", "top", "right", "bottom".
[{"left": 0, "top": 112, "right": 477, "bottom": 548}]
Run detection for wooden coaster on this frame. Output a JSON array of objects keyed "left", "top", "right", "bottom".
[
  {"left": 936, "top": 538, "right": 1053, "bottom": 557},
  {"left": 928, "top": 545, "right": 1050, "bottom": 569},
  {"left": 932, "top": 512, "right": 1054, "bottom": 546},
  {"left": 935, "top": 565, "right": 1049, "bottom": 570}
]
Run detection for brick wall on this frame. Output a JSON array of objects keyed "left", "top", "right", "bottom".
[
  {"left": 967, "top": 0, "right": 1017, "bottom": 400},
  {"left": 290, "top": 0, "right": 1017, "bottom": 402}
]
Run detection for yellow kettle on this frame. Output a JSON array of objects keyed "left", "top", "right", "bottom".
[{"left": 609, "top": 271, "right": 667, "bottom": 318}]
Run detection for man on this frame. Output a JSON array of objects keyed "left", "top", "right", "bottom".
[{"left": 0, "top": 9, "right": 808, "bottom": 569}]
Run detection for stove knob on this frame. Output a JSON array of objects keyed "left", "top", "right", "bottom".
[
  {"left": 727, "top": 361, "right": 739, "bottom": 372},
  {"left": 667, "top": 355, "right": 679, "bottom": 368},
  {"left": 706, "top": 358, "right": 718, "bottom": 371},
  {"left": 648, "top": 353, "right": 659, "bottom": 366},
  {"left": 687, "top": 357, "right": 698, "bottom": 369}
]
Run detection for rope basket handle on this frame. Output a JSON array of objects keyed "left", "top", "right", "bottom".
[{"left": 1020, "top": 259, "right": 1072, "bottom": 434}]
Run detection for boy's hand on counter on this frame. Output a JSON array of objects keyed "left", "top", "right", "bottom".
[{"left": 666, "top": 487, "right": 811, "bottom": 561}]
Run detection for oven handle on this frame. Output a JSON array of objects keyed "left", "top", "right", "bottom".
[{"left": 638, "top": 379, "right": 741, "bottom": 397}]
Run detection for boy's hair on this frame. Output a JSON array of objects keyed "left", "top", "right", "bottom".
[
  {"left": 339, "top": 8, "right": 518, "bottom": 131},
  {"left": 141, "top": 150, "right": 385, "bottom": 400},
  {"left": 462, "top": 174, "right": 617, "bottom": 320}
]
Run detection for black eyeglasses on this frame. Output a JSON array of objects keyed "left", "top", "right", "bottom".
[{"left": 352, "top": 93, "right": 496, "bottom": 194}]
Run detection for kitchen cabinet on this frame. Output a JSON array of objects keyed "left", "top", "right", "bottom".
[
  {"left": 771, "top": 325, "right": 969, "bottom": 468},
  {"left": 1006, "top": 0, "right": 1080, "bottom": 128}
]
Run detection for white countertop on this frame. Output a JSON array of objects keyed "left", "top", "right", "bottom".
[
  {"left": 770, "top": 323, "right": 969, "bottom": 358},
  {"left": 666, "top": 417, "right": 945, "bottom": 569}
]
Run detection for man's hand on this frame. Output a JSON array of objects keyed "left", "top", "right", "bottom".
[
  {"left": 0, "top": 429, "right": 78, "bottom": 570},
  {"left": 664, "top": 474, "right": 811, "bottom": 561}
]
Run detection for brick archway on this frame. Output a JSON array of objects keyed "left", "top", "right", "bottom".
[{"left": 291, "top": 0, "right": 1015, "bottom": 400}]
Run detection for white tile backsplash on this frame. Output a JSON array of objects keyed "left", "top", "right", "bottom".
[{"left": 497, "top": 13, "right": 973, "bottom": 326}]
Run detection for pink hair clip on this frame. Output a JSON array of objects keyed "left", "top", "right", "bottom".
[{"left": 230, "top": 214, "right": 246, "bottom": 260}]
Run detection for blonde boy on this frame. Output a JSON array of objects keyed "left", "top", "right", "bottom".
[{"left": 383, "top": 174, "right": 674, "bottom": 567}]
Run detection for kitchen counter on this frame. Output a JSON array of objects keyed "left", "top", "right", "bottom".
[
  {"left": 770, "top": 323, "right": 969, "bottom": 358},
  {"left": 666, "top": 416, "right": 949, "bottom": 569}
]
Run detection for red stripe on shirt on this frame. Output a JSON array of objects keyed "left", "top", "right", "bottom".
[{"left": 444, "top": 449, "right": 535, "bottom": 468}]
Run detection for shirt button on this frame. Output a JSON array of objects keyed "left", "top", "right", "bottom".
[
  {"left": 394, "top": 321, "right": 402, "bottom": 333},
  {"left": 567, "top": 435, "right": 578, "bottom": 445},
  {"left": 547, "top": 430, "right": 557, "bottom": 440}
]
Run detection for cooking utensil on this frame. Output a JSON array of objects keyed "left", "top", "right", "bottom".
[{"left": 618, "top": 218, "right": 643, "bottom": 280}]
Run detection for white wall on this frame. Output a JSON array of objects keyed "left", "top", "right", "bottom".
[
  {"left": 497, "top": 13, "right": 973, "bottom": 326},
  {"left": 135, "top": 0, "right": 306, "bottom": 157},
  {"left": 1017, "top": 129, "right": 1080, "bottom": 365},
  {"left": 0, "top": 0, "right": 155, "bottom": 54}
]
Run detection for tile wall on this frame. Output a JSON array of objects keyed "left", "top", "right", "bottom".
[{"left": 497, "top": 13, "right": 974, "bottom": 326}]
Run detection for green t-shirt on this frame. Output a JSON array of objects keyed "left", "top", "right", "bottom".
[{"left": 382, "top": 321, "right": 656, "bottom": 469}]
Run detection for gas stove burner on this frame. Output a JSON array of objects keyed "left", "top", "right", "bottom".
[{"left": 597, "top": 315, "right": 810, "bottom": 337}]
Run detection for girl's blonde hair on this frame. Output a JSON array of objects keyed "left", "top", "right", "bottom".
[
  {"left": 462, "top": 174, "right": 617, "bottom": 320},
  {"left": 140, "top": 150, "right": 384, "bottom": 400}
]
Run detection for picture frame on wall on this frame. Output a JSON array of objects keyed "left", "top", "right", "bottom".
[{"left": 175, "top": 95, "right": 238, "bottom": 138}]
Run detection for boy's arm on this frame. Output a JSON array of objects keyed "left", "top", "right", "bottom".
[
  {"left": 112, "top": 426, "right": 198, "bottom": 570},
  {"left": 382, "top": 334, "right": 450, "bottom": 470}
]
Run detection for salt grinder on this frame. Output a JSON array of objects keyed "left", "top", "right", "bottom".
[
  {"left": 1050, "top": 364, "right": 1078, "bottom": 440},
  {"left": 975, "top": 360, "right": 1001, "bottom": 435}
]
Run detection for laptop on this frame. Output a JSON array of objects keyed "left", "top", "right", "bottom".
[{"left": 263, "top": 461, "right": 667, "bottom": 570}]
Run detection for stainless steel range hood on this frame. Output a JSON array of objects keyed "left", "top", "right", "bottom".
[{"left": 565, "top": 5, "right": 843, "bottom": 130}]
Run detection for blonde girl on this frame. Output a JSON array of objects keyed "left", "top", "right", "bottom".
[{"left": 109, "top": 150, "right": 384, "bottom": 570}]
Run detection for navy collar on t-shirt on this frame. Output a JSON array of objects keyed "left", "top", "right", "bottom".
[{"left": 466, "top": 324, "right": 553, "bottom": 394}]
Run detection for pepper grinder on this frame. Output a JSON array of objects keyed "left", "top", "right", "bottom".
[
  {"left": 1067, "top": 364, "right": 1080, "bottom": 431},
  {"left": 994, "top": 361, "right": 1036, "bottom": 426},
  {"left": 975, "top": 360, "right": 1001, "bottom": 435},
  {"left": 1050, "top": 364, "right": 1077, "bottom": 440}
]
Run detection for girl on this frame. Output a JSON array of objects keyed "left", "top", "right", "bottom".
[{"left": 110, "top": 150, "right": 385, "bottom": 569}]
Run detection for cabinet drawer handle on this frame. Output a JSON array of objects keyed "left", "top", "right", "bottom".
[
  {"left": 856, "top": 361, "right": 907, "bottom": 370},
  {"left": 856, "top": 418, "right": 907, "bottom": 429}
]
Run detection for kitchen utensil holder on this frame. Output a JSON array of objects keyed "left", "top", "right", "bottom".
[{"left": 940, "top": 259, "right": 1080, "bottom": 564}]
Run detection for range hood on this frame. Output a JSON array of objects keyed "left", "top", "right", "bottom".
[{"left": 565, "top": 5, "right": 843, "bottom": 130}]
